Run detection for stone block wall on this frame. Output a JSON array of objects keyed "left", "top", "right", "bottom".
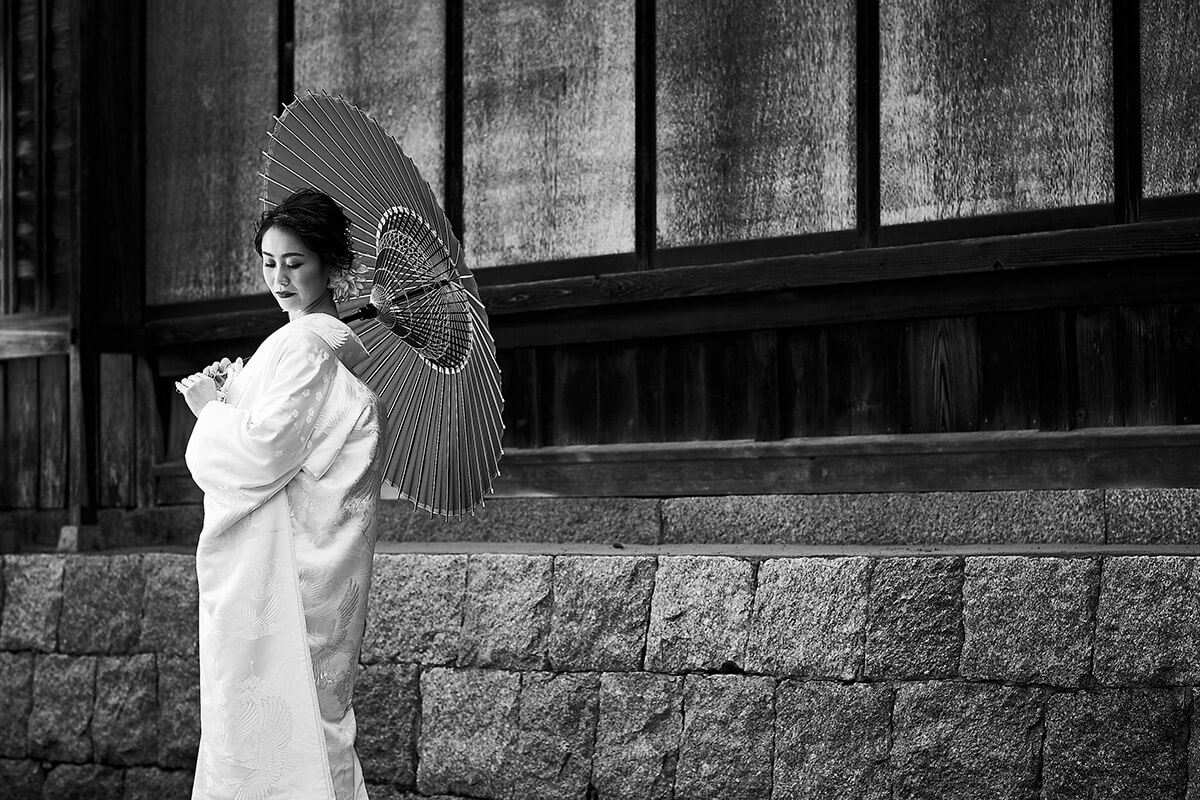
[{"left": 3, "top": 489, "right": 1200, "bottom": 798}]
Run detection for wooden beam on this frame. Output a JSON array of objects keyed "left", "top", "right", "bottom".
[
  {"left": 478, "top": 217, "right": 1200, "bottom": 316},
  {"left": 0, "top": 314, "right": 70, "bottom": 358},
  {"left": 154, "top": 425, "right": 1200, "bottom": 505}
]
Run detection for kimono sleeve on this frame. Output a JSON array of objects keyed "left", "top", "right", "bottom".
[{"left": 185, "top": 328, "right": 338, "bottom": 495}]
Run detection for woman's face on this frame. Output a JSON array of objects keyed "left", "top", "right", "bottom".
[{"left": 261, "top": 226, "right": 331, "bottom": 316}]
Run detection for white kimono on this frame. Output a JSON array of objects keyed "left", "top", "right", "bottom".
[{"left": 185, "top": 313, "right": 385, "bottom": 800}]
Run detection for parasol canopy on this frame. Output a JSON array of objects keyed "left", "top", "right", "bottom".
[{"left": 261, "top": 91, "right": 503, "bottom": 517}]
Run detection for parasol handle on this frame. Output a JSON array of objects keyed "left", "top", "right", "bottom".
[{"left": 340, "top": 304, "right": 379, "bottom": 324}]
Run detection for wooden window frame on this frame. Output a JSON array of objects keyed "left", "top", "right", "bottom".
[{"left": 137, "top": 0, "right": 1200, "bottom": 503}]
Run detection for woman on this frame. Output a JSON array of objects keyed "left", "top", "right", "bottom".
[{"left": 179, "top": 189, "right": 385, "bottom": 800}]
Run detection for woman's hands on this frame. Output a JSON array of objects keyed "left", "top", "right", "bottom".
[{"left": 175, "top": 373, "right": 218, "bottom": 418}]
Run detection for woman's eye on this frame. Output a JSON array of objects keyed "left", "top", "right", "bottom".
[{"left": 286, "top": 263, "right": 301, "bottom": 269}]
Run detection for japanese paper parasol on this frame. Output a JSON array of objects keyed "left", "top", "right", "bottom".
[{"left": 260, "top": 91, "right": 503, "bottom": 517}]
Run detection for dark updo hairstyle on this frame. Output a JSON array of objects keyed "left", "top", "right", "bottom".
[{"left": 254, "top": 188, "right": 355, "bottom": 273}]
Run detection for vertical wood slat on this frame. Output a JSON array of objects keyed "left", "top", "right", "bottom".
[
  {"left": 546, "top": 344, "right": 600, "bottom": 446},
  {"left": 828, "top": 321, "right": 903, "bottom": 435},
  {"left": 1037, "top": 309, "right": 1079, "bottom": 431},
  {"left": 497, "top": 347, "right": 540, "bottom": 449},
  {"left": 98, "top": 352, "right": 134, "bottom": 508},
  {"left": 1118, "top": 304, "right": 1173, "bottom": 426},
  {"left": 0, "top": 362, "right": 7, "bottom": 506},
  {"left": 662, "top": 335, "right": 709, "bottom": 441},
  {"left": 37, "top": 353, "right": 66, "bottom": 508},
  {"left": 7, "top": 357, "right": 38, "bottom": 507},
  {"left": 904, "top": 317, "right": 979, "bottom": 434},
  {"left": 779, "top": 327, "right": 837, "bottom": 438},
  {"left": 134, "top": 356, "right": 161, "bottom": 507},
  {"left": 635, "top": 338, "right": 667, "bottom": 442},
  {"left": 1173, "top": 303, "right": 1200, "bottom": 425},
  {"left": 978, "top": 311, "right": 1040, "bottom": 431},
  {"left": 1075, "top": 307, "right": 1121, "bottom": 428},
  {"left": 164, "top": 389, "right": 195, "bottom": 464},
  {"left": 597, "top": 342, "right": 639, "bottom": 444},
  {"left": 748, "top": 331, "right": 780, "bottom": 441}
]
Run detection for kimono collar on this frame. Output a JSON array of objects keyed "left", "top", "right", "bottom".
[{"left": 292, "top": 313, "right": 370, "bottom": 370}]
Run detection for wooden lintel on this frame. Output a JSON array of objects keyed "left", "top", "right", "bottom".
[
  {"left": 478, "top": 217, "right": 1200, "bottom": 316},
  {"left": 0, "top": 314, "right": 71, "bottom": 359},
  {"left": 153, "top": 425, "right": 1200, "bottom": 505}
]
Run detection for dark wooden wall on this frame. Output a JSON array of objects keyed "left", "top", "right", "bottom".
[{"left": 496, "top": 301, "right": 1200, "bottom": 449}]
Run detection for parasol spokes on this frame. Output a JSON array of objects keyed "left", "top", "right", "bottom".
[{"left": 339, "top": 206, "right": 474, "bottom": 373}]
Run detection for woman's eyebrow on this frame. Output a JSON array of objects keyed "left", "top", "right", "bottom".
[{"left": 262, "top": 251, "right": 306, "bottom": 258}]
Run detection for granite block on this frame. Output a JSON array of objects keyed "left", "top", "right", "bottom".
[
  {"left": 139, "top": 554, "right": 198, "bottom": 656},
  {"left": 59, "top": 555, "right": 144, "bottom": 654},
  {"left": 123, "top": 766, "right": 195, "bottom": 800},
  {"left": 0, "top": 555, "right": 64, "bottom": 651},
  {"left": 510, "top": 672, "right": 599, "bottom": 800},
  {"left": 662, "top": 490, "right": 1103, "bottom": 544},
  {"left": 674, "top": 674, "right": 774, "bottom": 800},
  {"left": 548, "top": 555, "right": 655, "bottom": 671},
  {"left": 157, "top": 655, "right": 200, "bottom": 768},
  {"left": 1094, "top": 557, "right": 1200, "bottom": 684},
  {"left": 774, "top": 681, "right": 892, "bottom": 800},
  {"left": 28, "top": 654, "right": 96, "bottom": 762},
  {"left": 0, "top": 651, "right": 34, "bottom": 757},
  {"left": 0, "top": 758, "right": 44, "bottom": 800},
  {"left": 865, "top": 557, "right": 962, "bottom": 680},
  {"left": 962, "top": 556, "right": 1098, "bottom": 686},
  {"left": 745, "top": 557, "right": 871, "bottom": 679},
  {"left": 1043, "top": 690, "right": 1188, "bottom": 799},
  {"left": 644, "top": 556, "right": 754, "bottom": 673},
  {"left": 92, "top": 654, "right": 158, "bottom": 766},
  {"left": 459, "top": 554, "right": 552, "bottom": 669},
  {"left": 593, "top": 672, "right": 683, "bottom": 800},
  {"left": 355, "top": 663, "right": 420, "bottom": 787},
  {"left": 416, "top": 667, "right": 520, "bottom": 798},
  {"left": 379, "top": 497, "right": 661, "bottom": 544},
  {"left": 40, "top": 763, "right": 123, "bottom": 800},
  {"left": 891, "top": 682, "right": 1044, "bottom": 800},
  {"left": 1106, "top": 488, "right": 1200, "bottom": 544},
  {"left": 363, "top": 553, "right": 465, "bottom": 665}
]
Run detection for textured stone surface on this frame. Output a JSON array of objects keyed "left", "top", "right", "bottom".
[
  {"left": 774, "top": 681, "right": 892, "bottom": 800},
  {"left": 662, "top": 490, "right": 1104, "bottom": 544},
  {"left": 363, "top": 553, "right": 465, "bottom": 664},
  {"left": 29, "top": 654, "right": 96, "bottom": 762},
  {"left": 1094, "top": 557, "right": 1200, "bottom": 684},
  {"left": 355, "top": 663, "right": 420, "bottom": 787},
  {"left": 1106, "top": 488, "right": 1200, "bottom": 543},
  {"left": 644, "top": 556, "right": 754, "bottom": 672},
  {"left": 417, "top": 667, "right": 520, "bottom": 798},
  {"left": 459, "top": 554, "right": 552, "bottom": 669},
  {"left": 865, "top": 557, "right": 962, "bottom": 679},
  {"left": 40, "top": 763, "right": 123, "bottom": 800},
  {"left": 0, "top": 652, "right": 34, "bottom": 757},
  {"left": 1191, "top": 688, "right": 1200, "bottom": 800},
  {"left": 0, "top": 758, "right": 44, "bottom": 799},
  {"left": 138, "top": 554, "right": 198, "bottom": 656},
  {"left": 962, "top": 557, "right": 1098, "bottom": 686},
  {"left": 511, "top": 672, "right": 599, "bottom": 800},
  {"left": 123, "top": 766, "right": 195, "bottom": 799},
  {"left": 59, "top": 555, "right": 144, "bottom": 654},
  {"left": 593, "top": 672, "right": 683, "bottom": 800},
  {"left": 891, "top": 682, "right": 1044, "bottom": 800},
  {"left": 380, "top": 497, "right": 661, "bottom": 544},
  {"left": 92, "top": 655, "right": 158, "bottom": 766},
  {"left": 548, "top": 555, "right": 655, "bottom": 671},
  {"left": 745, "top": 557, "right": 871, "bottom": 679},
  {"left": 1043, "top": 690, "right": 1188, "bottom": 799},
  {"left": 675, "top": 674, "right": 774, "bottom": 800},
  {"left": 0, "top": 555, "right": 64, "bottom": 651},
  {"left": 157, "top": 656, "right": 200, "bottom": 768}
]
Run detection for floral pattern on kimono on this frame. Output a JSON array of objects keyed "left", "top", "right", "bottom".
[{"left": 186, "top": 313, "right": 385, "bottom": 800}]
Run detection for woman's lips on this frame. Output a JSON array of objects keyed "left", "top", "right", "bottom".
[{"left": 276, "top": 291, "right": 295, "bottom": 298}]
